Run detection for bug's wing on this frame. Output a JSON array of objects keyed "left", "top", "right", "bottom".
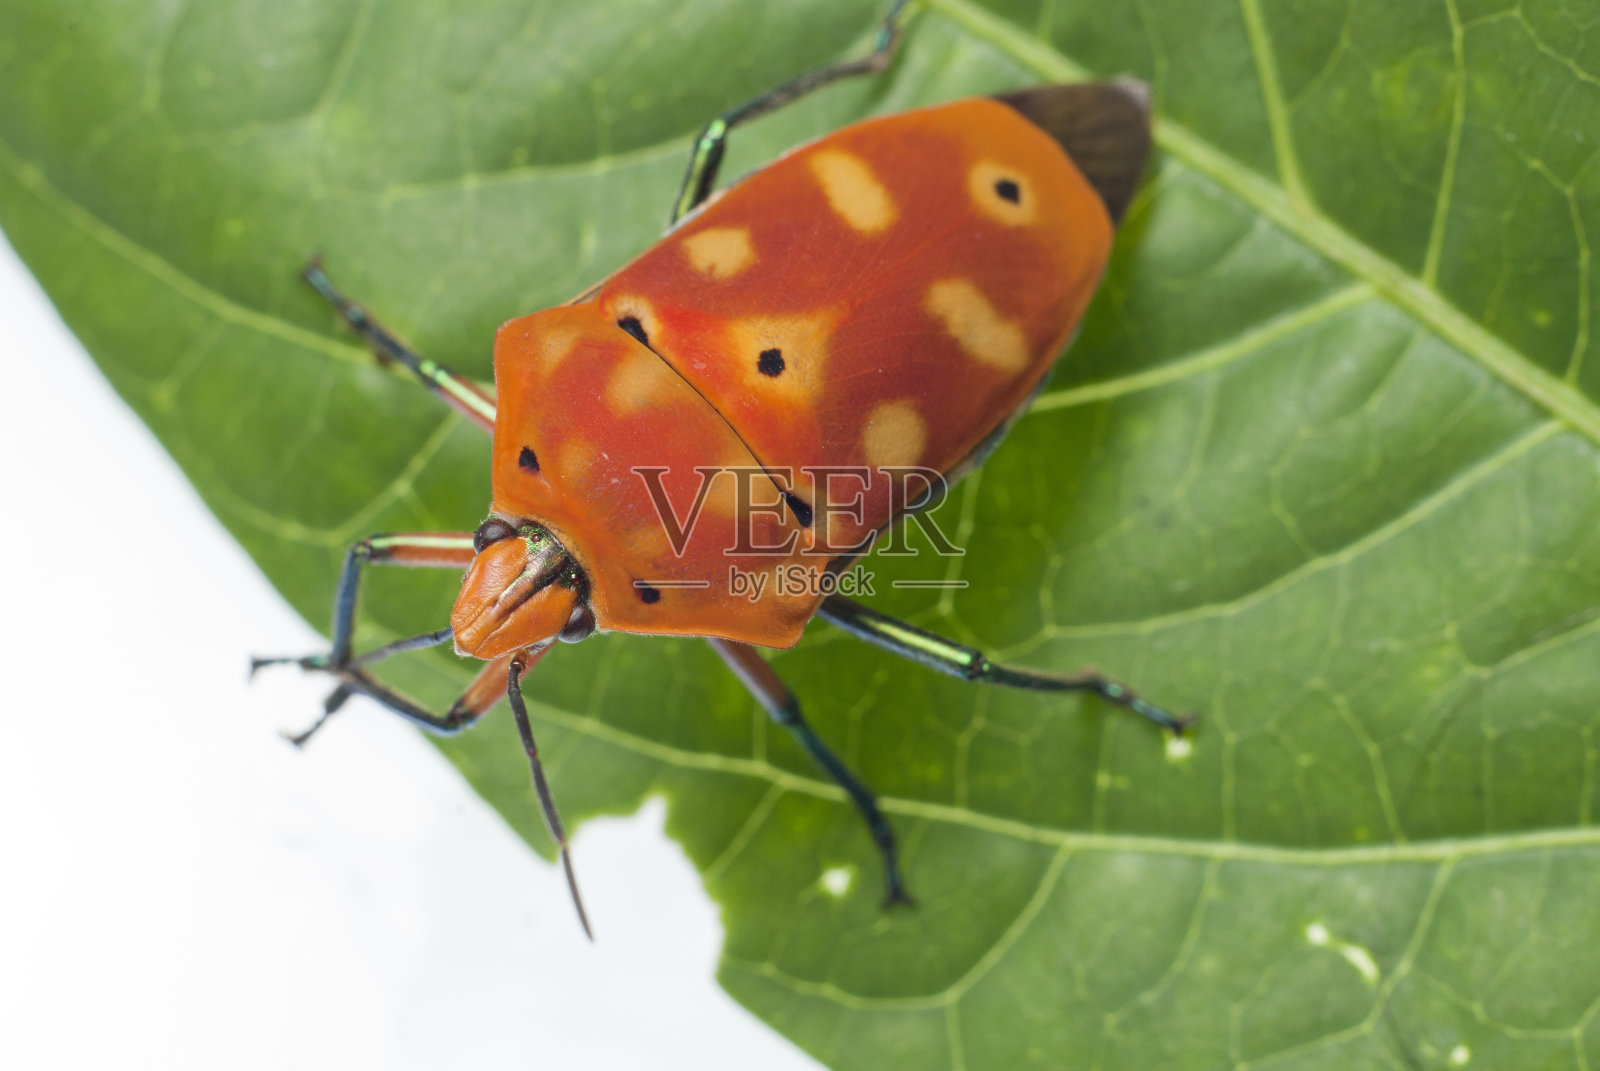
[
  {"left": 489, "top": 303, "right": 815, "bottom": 646},
  {"left": 595, "top": 88, "right": 1148, "bottom": 555}
]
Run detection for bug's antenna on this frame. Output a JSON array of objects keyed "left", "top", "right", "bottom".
[{"left": 507, "top": 650, "right": 594, "bottom": 940}]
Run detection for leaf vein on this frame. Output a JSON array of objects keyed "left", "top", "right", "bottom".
[
  {"left": 0, "top": 134, "right": 367, "bottom": 369},
  {"left": 1030, "top": 285, "right": 1371, "bottom": 413},
  {"left": 1238, "top": 0, "right": 1307, "bottom": 200},
  {"left": 532, "top": 696, "right": 1600, "bottom": 865},
  {"left": 310, "top": 0, "right": 377, "bottom": 123},
  {"left": 1423, "top": 0, "right": 1467, "bottom": 287},
  {"left": 1013, "top": 422, "right": 1563, "bottom": 646}
]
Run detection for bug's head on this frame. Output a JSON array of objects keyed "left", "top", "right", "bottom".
[{"left": 450, "top": 516, "right": 595, "bottom": 658}]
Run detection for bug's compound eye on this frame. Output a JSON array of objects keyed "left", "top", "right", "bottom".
[
  {"left": 472, "top": 517, "right": 517, "bottom": 553},
  {"left": 558, "top": 602, "right": 596, "bottom": 644}
]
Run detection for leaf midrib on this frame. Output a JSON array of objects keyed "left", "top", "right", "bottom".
[
  {"left": 536, "top": 659, "right": 1600, "bottom": 866},
  {"left": 928, "top": 0, "right": 1600, "bottom": 447},
  {"left": 616, "top": 716, "right": 1600, "bottom": 859}
]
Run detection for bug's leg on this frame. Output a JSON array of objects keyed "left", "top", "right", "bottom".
[
  {"left": 279, "top": 680, "right": 359, "bottom": 748},
  {"left": 327, "top": 652, "right": 514, "bottom": 737},
  {"left": 709, "top": 638, "right": 911, "bottom": 907},
  {"left": 506, "top": 647, "right": 594, "bottom": 940},
  {"left": 818, "top": 596, "right": 1195, "bottom": 734},
  {"left": 346, "top": 626, "right": 456, "bottom": 668},
  {"left": 251, "top": 531, "right": 478, "bottom": 743},
  {"left": 336, "top": 646, "right": 593, "bottom": 938},
  {"left": 670, "top": 0, "right": 916, "bottom": 223},
  {"left": 253, "top": 531, "right": 475, "bottom": 671},
  {"left": 303, "top": 259, "right": 498, "bottom": 434},
  {"left": 274, "top": 646, "right": 512, "bottom": 748}
]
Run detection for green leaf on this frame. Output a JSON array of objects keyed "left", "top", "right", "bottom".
[{"left": 5, "top": 0, "right": 1599, "bottom": 1066}]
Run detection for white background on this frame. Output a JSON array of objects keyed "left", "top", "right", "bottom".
[{"left": 0, "top": 234, "right": 822, "bottom": 1071}]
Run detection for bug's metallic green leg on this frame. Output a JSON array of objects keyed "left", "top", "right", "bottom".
[
  {"left": 818, "top": 596, "right": 1195, "bottom": 734},
  {"left": 302, "top": 259, "right": 499, "bottom": 434},
  {"left": 670, "top": 0, "right": 917, "bottom": 224},
  {"left": 250, "top": 531, "right": 480, "bottom": 744},
  {"left": 710, "top": 639, "right": 912, "bottom": 907}
]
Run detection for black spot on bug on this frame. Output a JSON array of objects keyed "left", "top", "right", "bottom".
[
  {"left": 995, "top": 178, "right": 1021, "bottom": 203},
  {"left": 618, "top": 316, "right": 649, "bottom": 346},
  {"left": 635, "top": 582, "right": 661, "bottom": 604},
  {"left": 757, "top": 348, "right": 785, "bottom": 377},
  {"left": 518, "top": 446, "right": 540, "bottom": 473},
  {"left": 783, "top": 491, "right": 813, "bottom": 528}
]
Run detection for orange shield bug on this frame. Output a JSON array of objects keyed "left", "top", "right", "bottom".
[{"left": 255, "top": 0, "right": 1188, "bottom": 937}]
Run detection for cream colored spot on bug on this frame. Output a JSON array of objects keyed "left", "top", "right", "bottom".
[
  {"left": 721, "top": 309, "right": 840, "bottom": 404},
  {"left": 969, "top": 160, "right": 1037, "bottom": 225},
  {"left": 810, "top": 149, "right": 896, "bottom": 233},
  {"left": 606, "top": 348, "right": 671, "bottom": 413},
  {"left": 682, "top": 227, "right": 755, "bottom": 280},
  {"left": 525, "top": 317, "right": 588, "bottom": 379},
  {"left": 862, "top": 400, "right": 926, "bottom": 469},
  {"left": 619, "top": 518, "right": 674, "bottom": 564},
  {"left": 925, "top": 278, "right": 1030, "bottom": 372},
  {"left": 557, "top": 440, "right": 600, "bottom": 485},
  {"left": 700, "top": 468, "right": 739, "bottom": 519},
  {"left": 699, "top": 450, "right": 756, "bottom": 519},
  {"left": 820, "top": 866, "right": 854, "bottom": 897},
  {"left": 607, "top": 293, "right": 661, "bottom": 347}
]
